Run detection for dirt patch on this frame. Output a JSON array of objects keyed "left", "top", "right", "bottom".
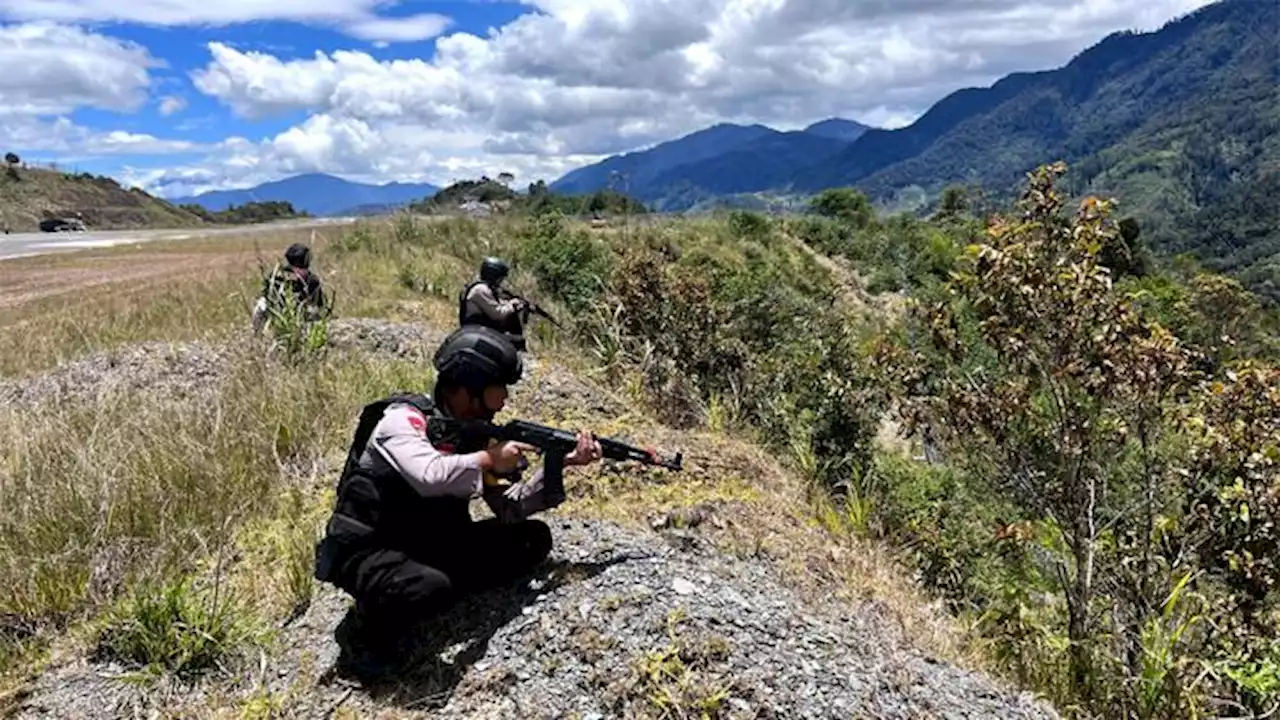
[{"left": 0, "top": 251, "right": 260, "bottom": 312}]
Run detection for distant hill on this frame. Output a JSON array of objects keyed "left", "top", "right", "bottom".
[
  {"left": 0, "top": 167, "right": 204, "bottom": 232},
  {"left": 803, "top": 118, "right": 872, "bottom": 142},
  {"left": 550, "top": 118, "right": 874, "bottom": 209},
  {"left": 550, "top": 123, "right": 778, "bottom": 196},
  {"left": 170, "top": 173, "right": 439, "bottom": 217}
]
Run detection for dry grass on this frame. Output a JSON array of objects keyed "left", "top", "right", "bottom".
[
  {"left": 0, "top": 213, "right": 985, "bottom": 709},
  {"left": 0, "top": 227, "right": 344, "bottom": 376}
]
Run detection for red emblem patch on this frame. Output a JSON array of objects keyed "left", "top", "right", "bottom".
[{"left": 406, "top": 410, "right": 426, "bottom": 434}]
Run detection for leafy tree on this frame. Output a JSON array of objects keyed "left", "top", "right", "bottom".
[
  {"left": 808, "top": 188, "right": 874, "bottom": 228},
  {"left": 884, "top": 162, "right": 1200, "bottom": 711},
  {"left": 934, "top": 184, "right": 970, "bottom": 220}
]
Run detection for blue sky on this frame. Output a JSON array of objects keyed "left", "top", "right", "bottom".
[{"left": 0, "top": 0, "right": 1218, "bottom": 198}]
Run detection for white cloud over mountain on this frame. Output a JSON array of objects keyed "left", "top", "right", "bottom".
[{"left": 0, "top": 0, "right": 1220, "bottom": 196}]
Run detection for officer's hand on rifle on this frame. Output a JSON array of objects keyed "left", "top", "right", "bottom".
[
  {"left": 564, "top": 430, "right": 603, "bottom": 467},
  {"left": 481, "top": 440, "right": 536, "bottom": 474}
]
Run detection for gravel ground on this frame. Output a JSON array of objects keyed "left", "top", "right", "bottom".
[
  {"left": 0, "top": 340, "right": 229, "bottom": 408},
  {"left": 327, "top": 317, "right": 451, "bottom": 361},
  {"left": 16, "top": 518, "right": 1059, "bottom": 719},
  {"left": 0, "top": 318, "right": 444, "bottom": 409}
]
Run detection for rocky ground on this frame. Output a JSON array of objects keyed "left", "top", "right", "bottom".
[
  {"left": 0, "top": 340, "right": 228, "bottom": 408},
  {"left": 5, "top": 318, "right": 1061, "bottom": 719},
  {"left": 17, "top": 517, "right": 1058, "bottom": 719}
]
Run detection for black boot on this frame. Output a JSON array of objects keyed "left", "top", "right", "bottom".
[{"left": 333, "top": 602, "right": 409, "bottom": 681}]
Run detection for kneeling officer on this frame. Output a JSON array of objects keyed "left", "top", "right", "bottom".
[{"left": 314, "top": 325, "right": 603, "bottom": 657}]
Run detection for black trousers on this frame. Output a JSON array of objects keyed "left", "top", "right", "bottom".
[{"left": 338, "top": 518, "right": 552, "bottom": 625}]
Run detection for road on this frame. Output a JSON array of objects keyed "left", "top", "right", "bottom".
[{"left": 0, "top": 217, "right": 356, "bottom": 261}]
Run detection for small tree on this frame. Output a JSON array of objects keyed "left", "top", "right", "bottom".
[
  {"left": 4, "top": 152, "right": 18, "bottom": 180},
  {"left": 934, "top": 184, "right": 969, "bottom": 219},
  {"left": 884, "top": 162, "right": 1199, "bottom": 710}
]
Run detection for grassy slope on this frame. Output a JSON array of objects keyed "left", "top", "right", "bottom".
[
  {"left": 0, "top": 216, "right": 980, "bottom": 716},
  {"left": 0, "top": 168, "right": 205, "bottom": 232}
]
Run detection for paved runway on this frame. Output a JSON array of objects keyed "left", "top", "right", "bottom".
[{"left": 0, "top": 217, "right": 356, "bottom": 261}]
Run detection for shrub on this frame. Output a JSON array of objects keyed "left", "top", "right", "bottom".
[{"left": 516, "top": 212, "right": 613, "bottom": 313}]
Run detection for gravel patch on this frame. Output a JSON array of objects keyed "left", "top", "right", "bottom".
[
  {"left": 326, "top": 317, "right": 449, "bottom": 361},
  {"left": 15, "top": 518, "right": 1059, "bottom": 719},
  {"left": 0, "top": 341, "right": 229, "bottom": 409}
]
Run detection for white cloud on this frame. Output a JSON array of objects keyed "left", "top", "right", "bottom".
[
  {"left": 0, "top": 1, "right": 454, "bottom": 44},
  {"left": 347, "top": 14, "right": 454, "bottom": 43},
  {"left": 1, "top": 114, "right": 206, "bottom": 157},
  {"left": 0, "top": 22, "right": 158, "bottom": 115},
  {"left": 158, "top": 95, "right": 187, "bottom": 116},
  {"left": 0, "top": 22, "right": 207, "bottom": 162}
]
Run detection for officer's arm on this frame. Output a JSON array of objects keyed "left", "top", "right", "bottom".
[
  {"left": 368, "top": 404, "right": 487, "bottom": 498},
  {"left": 482, "top": 466, "right": 566, "bottom": 522},
  {"left": 469, "top": 284, "right": 522, "bottom": 321}
]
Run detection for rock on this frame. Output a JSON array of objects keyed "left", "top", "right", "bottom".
[{"left": 672, "top": 577, "right": 697, "bottom": 595}]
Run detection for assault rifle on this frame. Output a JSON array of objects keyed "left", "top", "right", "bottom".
[
  {"left": 497, "top": 287, "right": 561, "bottom": 328},
  {"left": 431, "top": 416, "right": 682, "bottom": 501}
]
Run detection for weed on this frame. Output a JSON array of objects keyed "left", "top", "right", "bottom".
[
  {"left": 93, "top": 573, "right": 253, "bottom": 679},
  {"left": 610, "top": 608, "right": 736, "bottom": 719}
]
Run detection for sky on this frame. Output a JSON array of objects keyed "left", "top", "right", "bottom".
[{"left": 0, "top": 0, "right": 1221, "bottom": 199}]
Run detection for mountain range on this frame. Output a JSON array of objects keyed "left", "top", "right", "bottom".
[
  {"left": 550, "top": 119, "right": 869, "bottom": 208},
  {"left": 170, "top": 173, "right": 439, "bottom": 217},
  {"left": 544, "top": 0, "right": 1279, "bottom": 300},
  {"left": 551, "top": 0, "right": 1275, "bottom": 217}
]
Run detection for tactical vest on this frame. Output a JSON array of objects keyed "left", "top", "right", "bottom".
[
  {"left": 459, "top": 281, "right": 524, "bottom": 333},
  {"left": 313, "top": 393, "right": 480, "bottom": 585},
  {"left": 265, "top": 264, "right": 315, "bottom": 306},
  {"left": 458, "top": 281, "right": 528, "bottom": 351}
]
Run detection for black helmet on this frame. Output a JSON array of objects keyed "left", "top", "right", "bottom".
[
  {"left": 479, "top": 256, "right": 509, "bottom": 284},
  {"left": 433, "top": 325, "right": 522, "bottom": 392},
  {"left": 285, "top": 243, "right": 311, "bottom": 269}
]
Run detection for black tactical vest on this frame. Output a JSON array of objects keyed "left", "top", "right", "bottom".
[{"left": 313, "top": 393, "right": 481, "bottom": 585}]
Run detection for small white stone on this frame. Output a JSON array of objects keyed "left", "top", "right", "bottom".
[{"left": 672, "top": 577, "right": 697, "bottom": 595}]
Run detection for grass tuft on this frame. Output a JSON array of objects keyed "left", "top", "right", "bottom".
[{"left": 92, "top": 573, "right": 254, "bottom": 679}]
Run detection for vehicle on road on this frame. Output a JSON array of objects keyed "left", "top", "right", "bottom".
[{"left": 39, "top": 217, "right": 88, "bottom": 233}]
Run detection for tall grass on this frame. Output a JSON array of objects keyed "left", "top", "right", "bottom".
[{"left": 0, "top": 344, "right": 434, "bottom": 671}]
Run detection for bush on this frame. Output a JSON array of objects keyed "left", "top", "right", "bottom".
[{"left": 516, "top": 212, "right": 613, "bottom": 313}]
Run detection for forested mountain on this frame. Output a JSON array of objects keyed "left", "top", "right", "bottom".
[
  {"left": 792, "top": 0, "right": 1278, "bottom": 298},
  {"left": 549, "top": 0, "right": 1278, "bottom": 300},
  {"left": 550, "top": 123, "right": 777, "bottom": 196},
  {"left": 550, "top": 119, "right": 874, "bottom": 205}
]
